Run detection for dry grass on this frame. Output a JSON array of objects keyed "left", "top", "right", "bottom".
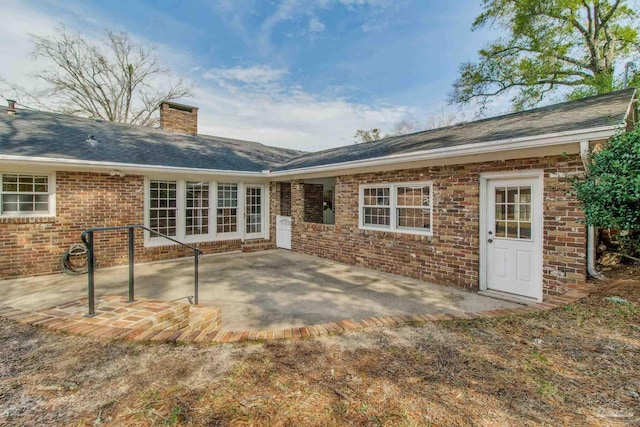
[{"left": 0, "top": 266, "right": 638, "bottom": 426}]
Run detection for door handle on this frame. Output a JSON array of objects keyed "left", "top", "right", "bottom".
[{"left": 488, "top": 239, "right": 493, "bottom": 243}]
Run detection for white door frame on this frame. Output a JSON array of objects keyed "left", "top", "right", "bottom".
[
  {"left": 479, "top": 170, "right": 544, "bottom": 301},
  {"left": 244, "top": 184, "right": 266, "bottom": 240}
]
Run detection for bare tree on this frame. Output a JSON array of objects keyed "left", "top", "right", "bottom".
[
  {"left": 6, "top": 26, "right": 191, "bottom": 126},
  {"left": 353, "top": 128, "right": 385, "bottom": 143}
]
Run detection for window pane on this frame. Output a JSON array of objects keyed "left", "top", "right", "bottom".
[
  {"left": 149, "top": 180, "right": 177, "bottom": 236},
  {"left": 1, "top": 174, "right": 50, "bottom": 214},
  {"left": 186, "top": 181, "right": 209, "bottom": 236},
  {"left": 18, "top": 175, "right": 34, "bottom": 193},
  {"left": 245, "top": 187, "right": 262, "bottom": 234},
  {"left": 2, "top": 174, "right": 17, "bottom": 192},
  {"left": 397, "top": 186, "right": 429, "bottom": 207},
  {"left": 397, "top": 207, "right": 430, "bottom": 230},
  {"left": 494, "top": 185, "right": 533, "bottom": 240},
  {"left": 2, "top": 194, "right": 18, "bottom": 212},
  {"left": 217, "top": 184, "right": 238, "bottom": 233},
  {"left": 363, "top": 187, "right": 390, "bottom": 207},
  {"left": 363, "top": 207, "right": 390, "bottom": 227}
]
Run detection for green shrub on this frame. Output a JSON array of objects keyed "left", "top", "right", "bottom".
[{"left": 573, "top": 128, "right": 640, "bottom": 256}]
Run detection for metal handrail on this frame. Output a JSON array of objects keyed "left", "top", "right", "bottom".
[{"left": 80, "top": 225, "right": 202, "bottom": 317}]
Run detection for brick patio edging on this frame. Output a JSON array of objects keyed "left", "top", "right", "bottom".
[{"left": 0, "top": 287, "right": 594, "bottom": 344}]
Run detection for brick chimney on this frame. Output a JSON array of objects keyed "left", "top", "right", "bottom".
[
  {"left": 159, "top": 101, "right": 198, "bottom": 134},
  {"left": 7, "top": 99, "right": 16, "bottom": 116}
]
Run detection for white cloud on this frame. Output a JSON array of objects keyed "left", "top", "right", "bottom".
[
  {"left": 1, "top": 1, "right": 412, "bottom": 152},
  {"left": 0, "top": 3, "right": 61, "bottom": 99},
  {"left": 308, "top": 17, "right": 326, "bottom": 34},
  {"left": 192, "top": 81, "right": 410, "bottom": 151},
  {"left": 203, "top": 66, "right": 289, "bottom": 85}
]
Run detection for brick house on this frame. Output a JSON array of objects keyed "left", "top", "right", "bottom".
[{"left": 0, "top": 89, "right": 636, "bottom": 302}]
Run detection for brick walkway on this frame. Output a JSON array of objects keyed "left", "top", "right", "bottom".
[{"left": 0, "top": 285, "right": 595, "bottom": 344}]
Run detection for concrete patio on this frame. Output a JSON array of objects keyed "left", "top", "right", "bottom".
[{"left": 0, "top": 249, "right": 521, "bottom": 330}]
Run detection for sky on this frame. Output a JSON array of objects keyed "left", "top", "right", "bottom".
[{"left": 0, "top": 0, "right": 501, "bottom": 151}]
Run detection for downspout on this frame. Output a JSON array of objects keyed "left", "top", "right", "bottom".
[{"left": 579, "top": 140, "right": 605, "bottom": 279}]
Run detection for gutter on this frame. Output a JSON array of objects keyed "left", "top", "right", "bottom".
[
  {"left": 580, "top": 140, "right": 605, "bottom": 280},
  {"left": 270, "top": 125, "right": 621, "bottom": 177},
  {"left": 0, "top": 124, "right": 623, "bottom": 179},
  {"left": 0, "top": 154, "right": 266, "bottom": 178}
]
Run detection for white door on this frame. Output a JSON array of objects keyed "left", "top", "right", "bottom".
[
  {"left": 276, "top": 215, "right": 292, "bottom": 249},
  {"left": 483, "top": 176, "right": 543, "bottom": 300},
  {"left": 245, "top": 185, "right": 265, "bottom": 239}
]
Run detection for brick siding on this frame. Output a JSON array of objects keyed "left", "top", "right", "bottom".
[
  {"left": 303, "top": 183, "right": 323, "bottom": 224},
  {"left": 270, "top": 155, "right": 587, "bottom": 296},
  {"left": 280, "top": 182, "right": 291, "bottom": 216},
  {"left": 0, "top": 171, "right": 240, "bottom": 278},
  {"left": 159, "top": 102, "right": 198, "bottom": 135}
]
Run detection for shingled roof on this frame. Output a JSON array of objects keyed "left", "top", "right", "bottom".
[
  {"left": 0, "top": 109, "right": 303, "bottom": 172},
  {"left": 0, "top": 89, "right": 636, "bottom": 173},
  {"left": 275, "top": 88, "right": 636, "bottom": 171}
]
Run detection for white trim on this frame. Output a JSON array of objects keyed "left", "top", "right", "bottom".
[
  {"left": 0, "top": 154, "right": 266, "bottom": 178},
  {"left": 358, "top": 181, "right": 433, "bottom": 236},
  {"left": 0, "top": 124, "right": 622, "bottom": 180},
  {"left": 0, "top": 172, "right": 57, "bottom": 218},
  {"left": 244, "top": 184, "right": 267, "bottom": 240},
  {"left": 270, "top": 125, "right": 620, "bottom": 177},
  {"left": 479, "top": 170, "right": 544, "bottom": 302},
  {"left": 143, "top": 178, "right": 266, "bottom": 248}
]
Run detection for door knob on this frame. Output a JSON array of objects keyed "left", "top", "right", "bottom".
[{"left": 488, "top": 239, "right": 493, "bottom": 243}]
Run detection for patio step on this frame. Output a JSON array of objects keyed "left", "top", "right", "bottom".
[
  {"left": 241, "top": 239, "right": 276, "bottom": 253},
  {"left": 188, "top": 305, "right": 222, "bottom": 330}
]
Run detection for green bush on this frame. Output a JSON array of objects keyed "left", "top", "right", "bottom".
[{"left": 573, "top": 128, "right": 640, "bottom": 255}]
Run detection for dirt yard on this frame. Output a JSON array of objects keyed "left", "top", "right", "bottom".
[{"left": 1, "top": 267, "right": 638, "bottom": 426}]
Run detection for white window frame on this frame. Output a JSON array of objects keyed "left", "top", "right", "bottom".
[
  {"left": 145, "top": 178, "right": 263, "bottom": 247},
  {"left": 185, "top": 180, "right": 211, "bottom": 237},
  {"left": 0, "top": 172, "right": 56, "bottom": 218},
  {"left": 359, "top": 181, "right": 433, "bottom": 236},
  {"left": 215, "top": 182, "right": 240, "bottom": 237}
]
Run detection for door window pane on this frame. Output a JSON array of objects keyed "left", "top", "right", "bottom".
[
  {"left": 494, "top": 185, "right": 532, "bottom": 240},
  {"left": 246, "top": 187, "right": 262, "bottom": 234}
]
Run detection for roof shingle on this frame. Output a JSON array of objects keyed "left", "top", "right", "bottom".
[
  {"left": 275, "top": 88, "right": 636, "bottom": 171},
  {"left": 0, "top": 109, "right": 303, "bottom": 172}
]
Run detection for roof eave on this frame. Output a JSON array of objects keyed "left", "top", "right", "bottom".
[
  {"left": 0, "top": 155, "right": 269, "bottom": 178},
  {"left": 269, "top": 124, "right": 623, "bottom": 177}
]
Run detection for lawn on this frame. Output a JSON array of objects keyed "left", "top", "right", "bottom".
[{"left": 1, "top": 266, "right": 638, "bottom": 426}]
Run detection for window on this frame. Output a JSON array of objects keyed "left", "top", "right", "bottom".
[
  {"left": 494, "top": 186, "right": 531, "bottom": 240},
  {"left": 149, "top": 180, "right": 177, "bottom": 236},
  {"left": 1, "top": 173, "right": 54, "bottom": 216},
  {"left": 360, "top": 182, "right": 432, "bottom": 235},
  {"left": 396, "top": 185, "right": 431, "bottom": 231},
  {"left": 186, "top": 181, "right": 209, "bottom": 236},
  {"left": 362, "top": 187, "right": 390, "bottom": 227},
  {"left": 216, "top": 183, "right": 238, "bottom": 234},
  {"left": 146, "top": 179, "right": 264, "bottom": 245}
]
